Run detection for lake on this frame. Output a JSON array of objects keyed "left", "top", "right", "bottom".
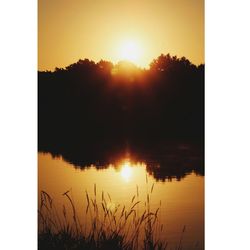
[{"left": 38, "top": 148, "right": 204, "bottom": 250}]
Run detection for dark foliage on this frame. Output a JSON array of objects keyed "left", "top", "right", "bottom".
[{"left": 38, "top": 54, "right": 204, "bottom": 179}]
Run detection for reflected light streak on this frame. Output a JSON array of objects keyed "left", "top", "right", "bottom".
[
  {"left": 119, "top": 159, "right": 147, "bottom": 182},
  {"left": 120, "top": 160, "right": 133, "bottom": 182}
]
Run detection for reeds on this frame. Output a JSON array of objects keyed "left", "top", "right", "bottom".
[{"left": 38, "top": 180, "right": 168, "bottom": 250}]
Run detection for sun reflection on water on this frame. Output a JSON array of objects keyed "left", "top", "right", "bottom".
[
  {"left": 120, "top": 161, "right": 132, "bottom": 182},
  {"left": 119, "top": 159, "right": 146, "bottom": 182}
]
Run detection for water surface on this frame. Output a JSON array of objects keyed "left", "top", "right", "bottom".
[{"left": 38, "top": 152, "right": 204, "bottom": 249}]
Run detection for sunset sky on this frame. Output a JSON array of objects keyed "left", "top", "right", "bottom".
[{"left": 38, "top": 0, "right": 204, "bottom": 71}]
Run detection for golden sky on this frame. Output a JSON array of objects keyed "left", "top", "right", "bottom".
[{"left": 38, "top": 0, "right": 204, "bottom": 71}]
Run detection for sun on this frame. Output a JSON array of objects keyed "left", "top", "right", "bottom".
[{"left": 119, "top": 40, "right": 142, "bottom": 65}]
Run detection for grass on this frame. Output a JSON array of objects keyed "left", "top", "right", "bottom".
[{"left": 38, "top": 179, "right": 171, "bottom": 250}]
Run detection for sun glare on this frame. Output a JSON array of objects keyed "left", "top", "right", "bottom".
[
  {"left": 120, "top": 161, "right": 133, "bottom": 182},
  {"left": 119, "top": 40, "right": 142, "bottom": 65}
]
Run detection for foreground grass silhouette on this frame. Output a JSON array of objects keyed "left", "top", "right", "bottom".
[{"left": 38, "top": 180, "right": 181, "bottom": 250}]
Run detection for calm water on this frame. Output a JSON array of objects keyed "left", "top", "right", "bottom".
[{"left": 38, "top": 152, "right": 204, "bottom": 250}]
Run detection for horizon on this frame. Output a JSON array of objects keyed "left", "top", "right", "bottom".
[{"left": 38, "top": 53, "right": 205, "bottom": 72}]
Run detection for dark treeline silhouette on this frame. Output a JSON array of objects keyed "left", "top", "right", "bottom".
[
  {"left": 46, "top": 142, "right": 203, "bottom": 182},
  {"left": 38, "top": 53, "right": 204, "bottom": 180}
]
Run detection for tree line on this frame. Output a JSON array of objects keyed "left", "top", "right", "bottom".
[{"left": 38, "top": 53, "right": 204, "bottom": 170}]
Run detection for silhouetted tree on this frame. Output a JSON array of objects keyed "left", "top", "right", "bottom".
[{"left": 38, "top": 53, "right": 204, "bottom": 179}]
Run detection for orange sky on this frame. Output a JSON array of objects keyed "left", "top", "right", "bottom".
[{"left": 38, "top": 0, "right": 204, "bottom": 71}]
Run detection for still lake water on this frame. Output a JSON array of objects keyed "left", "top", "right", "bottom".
[{"left": 38, "top": 151, "right": 204, "bottom": 250}]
